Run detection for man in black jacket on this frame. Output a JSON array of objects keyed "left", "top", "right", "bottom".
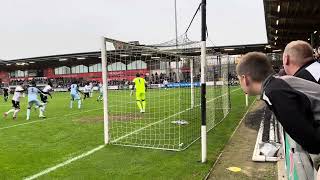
[
  {"left": 236, "top": 52, "right": 320, "bottom": 155},
  {"left": 283, "top": 41, "right": 320, "bottom": 176},
  {"left": 283, "top": 40, "right": 320, "bottom": 84}
]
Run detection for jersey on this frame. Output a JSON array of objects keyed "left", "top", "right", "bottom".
[
  {"left": 70, "top": 84, "right": 79, "bottom": 95},
  {"left": 43, "top": 85, "right": 52, "bottom": 95},
  {"left": 3, "top": 87, "right": 9, "bottom": 95},
  {"left": 133, "top": 77, "right": 146, "bottom": 93},
  {"left": 12, "top": 86, "right": 24, "bottom": 102},
  {"left": 98, "top": 84, "right": 103, "bottom": 93},
  {"left": 84, "top": 85, "right": 91, "bottom": 93},
  {"left": 89, "top": 82, "right": 93, "bottom": 91},
  {"left": 28, "top": 86, "right": 41, "bottom": 102}
]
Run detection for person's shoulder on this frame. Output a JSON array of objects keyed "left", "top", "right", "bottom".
[{"left": 263, "top": 76, "right": 290, "bottom": 96}]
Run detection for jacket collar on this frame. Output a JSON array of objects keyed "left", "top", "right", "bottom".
[
  {"left": 294, "top": 59, "right": 316, "bottom": 76},
  {"left": 260, "top": 73, "right": 276, "bottom": 100}
]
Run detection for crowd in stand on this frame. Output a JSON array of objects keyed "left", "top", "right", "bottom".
[
  {"left": 148, "top": 72, "right": 177, "bottom": 84},
  {"left": 6, "top": 71, "right": 238, "bottom": 89},
  {"left": 9, "top": 78, "right": 100, "bottom": 88}
]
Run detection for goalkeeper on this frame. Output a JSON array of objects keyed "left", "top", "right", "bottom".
[{"left": 131, "top": 73, "right": 147, "bottom": 113}]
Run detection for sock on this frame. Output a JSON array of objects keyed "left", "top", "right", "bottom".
[
  {"left": 27, "top": 109, "right": 31, "bottom": 120},
  {"left": 6, "top": 109, "right": 15, "bottom": 114},
  {"left": 39, "top": 107, "right": 44, "bottom": 116},
  {"left": 78, "top": 100, "right": 81, "bottom": 109},
  {"left": 13, "top": 109, "right": 20, "bottom": 117},
  {"left": 70, "top": 101, "right": 73, "bottom": 108},
  {"left": 42, "top": 104, "right": 46, "bottom": 111},
  {"left": 136, "top": 101, "right": 142, "bottom": 111},
  {"left": 142, "top": 101, "right": 146, "bottom": 110}
]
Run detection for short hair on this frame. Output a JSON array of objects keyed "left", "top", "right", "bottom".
[
  {"left": 236, "top": 52, "right": 274, "bottom": 82},
  {"left": 284, "top": 40, "right": 313, "bottom": 65},
  {"left": 136, "top": 73, "right": 140, "bottom": 77},
  {"left": 31, "top": 80, "right": 36, "bottom": 86}
]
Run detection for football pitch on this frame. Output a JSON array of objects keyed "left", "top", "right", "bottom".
[{"left": 0, "top": 87, "right": 254, "bottom": 179}]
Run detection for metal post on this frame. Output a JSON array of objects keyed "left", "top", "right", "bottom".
[
  {"left": 200, "top": 0, "right": 207, "bottom": 163},
  {"left": 174, "top": 0, "right": 179, "bottom": 82},
  {"left": 190, "top": 58, "right": 194, "bottom": 108},
  {"left": 174, "top": 0, "right": 179, "bottom": 47},
  {"left": 101, "top": 37, "right": 109, "bottom": 144}
]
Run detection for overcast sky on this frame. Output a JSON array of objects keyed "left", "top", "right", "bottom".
[{"left": 0, "top": 0, "right": 267, "bottom": 60}]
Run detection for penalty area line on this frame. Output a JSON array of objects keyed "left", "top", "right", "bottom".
[
  {"left": 112, "top": 88, "right": 241, "bottom": 143},
  {"left": 23, "top": 88, "right": 242, "bottom": 179},
  {"left": 24, "top": 144, "right": 105, "bottom": 180}
]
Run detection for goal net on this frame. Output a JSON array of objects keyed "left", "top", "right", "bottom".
[{"left": 101, "top": 36, "right": 230, "bottom": 151}]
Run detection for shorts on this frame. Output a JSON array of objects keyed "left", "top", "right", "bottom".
[
  {"left": 40, "top": 94, "right": 48, "bottom": 103},
  {"left": 4, "top": 93, "right": 8, "bottom": 97},
  {"left": 84, "top": 92, "right": 90, "bottom": 97},
  {"left": 28, "top": 99, "right": 42, "bottom": 109},
  {"left": 136, "top": 92, "right": 145, "bottom": 101},
  {"left": 71, "top": 93, "right": 80, "bottom": 100},
  {"left": 11, "top": 100, "right": 20, "bottom": 109}
]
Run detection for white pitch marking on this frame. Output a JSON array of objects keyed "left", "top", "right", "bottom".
[
  {"left": 112, "top": 88, "right": 240, "bottom": 143},
  {"left": 22, "top": 88, "right": 241, "bottom": 179},
  {"left": 24, "top": 145, "right": 105, "bottom": 180}
]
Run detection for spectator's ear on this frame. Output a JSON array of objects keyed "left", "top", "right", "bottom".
[{"left": 283, "top": 54, "right": 290, "bottom": 66}]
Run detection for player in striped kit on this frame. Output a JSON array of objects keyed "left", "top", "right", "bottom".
[
  {"left": 3, "top": 83, "right": 24, "bottom": 120},
  {"left": 40, "top": 81, "right": 53, "bottom": 112},
  {"left": 83, "top": 82, "right": 91, "bottom": 100}
]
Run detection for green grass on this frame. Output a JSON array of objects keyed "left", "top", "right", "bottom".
[{"left": 0, "top": 87, "right": 255, "bottom": 179}]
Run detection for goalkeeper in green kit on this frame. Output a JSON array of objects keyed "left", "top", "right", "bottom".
[{"left": 131, "top": 73, "right": 147, "bottom": 113}]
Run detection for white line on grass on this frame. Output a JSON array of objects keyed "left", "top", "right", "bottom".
[
  {"left": 0, "top": 108, "right": 103, "bottom": 130},
  {"left": 23, "top": 88, "right": 241, "bottom": 179},
  {"left": 24, "top": 145, "right": 105, "bottom": 180},
  {"left": 204, "top": 98, "right": 256, "bottom": 180},
  {"left": 112, "top": 88, "right": 241, "bottom": 143}
]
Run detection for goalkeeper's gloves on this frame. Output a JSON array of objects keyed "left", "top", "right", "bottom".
[{"left": 130, "top": 90, "right": 133, "bottom": 96}]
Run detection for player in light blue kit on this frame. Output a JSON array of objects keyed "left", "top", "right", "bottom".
[
  {"left": 69, "top": 81, "right": 82, "bottom": 109},
  {"left": 97, "top": 82, "right": 103, "bottom": 101},
  {"left": 27, "top": 81, "right": 46, "bottom": 120}
]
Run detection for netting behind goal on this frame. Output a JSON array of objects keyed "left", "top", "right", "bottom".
[{"left": 102, "top": 37, "right": 230, "bottom": 151}]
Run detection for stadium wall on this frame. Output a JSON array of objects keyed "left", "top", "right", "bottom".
[
  {"left": 0, "top": 71, "right": 9, "bottom": 83},
  {"left": 7, "top": 67, "right": 149, "bottom": 82}
]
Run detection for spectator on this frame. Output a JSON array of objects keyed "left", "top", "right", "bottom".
[
  {"left": 283, "top": 41, "right": 320, "bottom": 178},
  {"left": 283, "top": 40, "right": 320, "bottom": 84},
  {"left": 236, "top": 52, "right": 320, "bottom": 155}
]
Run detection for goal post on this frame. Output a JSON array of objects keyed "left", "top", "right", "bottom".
[
  {"left": 100, "top": 35, "right": 230, "bottom": 152},
  {"left": 200, "top": 0, "right": 207, "bottom": 163},
  {"left": 101, "top": 36, "right": 109, "bottom": 144}
]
